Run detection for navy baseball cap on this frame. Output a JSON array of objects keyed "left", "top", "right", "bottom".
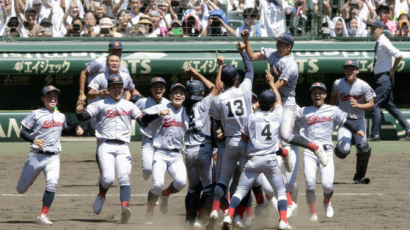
[
  {"left": 151, "top": 76, "right": 167, "bottom": 85},
  {"left": 309, "top": 82, "right": 327, "bottom": 92},
  {"left": 108, "top": 74, "right": 124, "bottom": 85},
  {"left": 366, "top": 20, "right": 386, "bottom": 28},
  {"left": 109, "top": 40, "right": 122, "bottom": 50},
  {"left": 170, "top": 83, "right": 186, "bottom": 93},
  {"left": 343, "top": 59, "right": 359, "bottom": 69},
  {"left": 274, "top": 33, "right": 294, "bottom": 47},
  {"left": 41, "top": 85, "right": 60, "bottom": 95},
  {"left": 221, "top": 65, "right": 237, "bottom": 84},
  {"left": 258, "top": 90, "right": 276, "bottom": 107}
]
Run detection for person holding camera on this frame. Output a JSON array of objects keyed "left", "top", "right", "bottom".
[
  {"left": 376, "top": 3, "right": 397, "bottom": 35},
  {"left": 20, "top": 8, "right": 40, "bottom": 36},
  {"left": 396, "top": 11, "right": 409, "bottom": 36},
  {"left": 200, "top": 9, "right": 235, "bottom": 36},
  {"left": 0, "top": 16, "right": 27, "bottom": 37},
  {"left": 341, "top": 0, "right": 376, "bottom": 22},
  {"left": 65, "top": 16, "right": 84, "bottom": 37},
  {"left": 114, "top": 9, "right": 132, "bottom": 36},
  {"left": 393, "top": 0, "right": 410, "bottom": 20},
  {"left": 36, "top": 18, "right": 53, "bottom": 37},
  {"left": 236, "top": 7, "right": 261, "bottom": 37}
]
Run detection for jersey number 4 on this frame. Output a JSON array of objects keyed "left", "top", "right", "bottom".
[
  {"left": 261, "top": 124, "right": 272, "bottom": 140},
  {"left": 226, "top": 99, "right": 245, "bottom": 117}
]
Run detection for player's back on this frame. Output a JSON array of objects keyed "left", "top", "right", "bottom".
[{"left": 246, "top": 106, "right": 282, "bottom": 156}]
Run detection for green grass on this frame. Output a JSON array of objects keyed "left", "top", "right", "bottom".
[{"left": 0, "top": 140, "right": 408, "bottom": 155}]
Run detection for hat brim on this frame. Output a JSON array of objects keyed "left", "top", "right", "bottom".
[
  {"left": 343, "top": 64, "right": 359, "bottom": 69},
  {"left": 310, "top": 86, "right": 327, "bottom": 92},
  {"left": 171, "top": 85, "right": 186, "bottom": 93},
  {"left": 274, "top": 37, "right": 293, "bottom": 47},
  {"left": 43, "top": 88, "right": 61, "bottom": 95},
  {"left": 151, "top": 80, "right": 167, "bottom": 85}
]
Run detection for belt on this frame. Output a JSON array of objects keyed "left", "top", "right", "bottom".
[
  {"left": 33, "top": 149, "right": 57, "bottom": 155},
  {"left": 323, "top": 144, "right": 333, "bottom": 151},
  {"left": 170, "top": 149, "right": 180, "bottom": 153},
  {"left": 104, "top": 139, "right": 127, "bottom": 145},
  {"left": 375, "top": 71, "right": 389, "bottom": 78}
]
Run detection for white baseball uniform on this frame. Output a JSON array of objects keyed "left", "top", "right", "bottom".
[
  {"left": 17, "top": 108, "right": 67, "bottom": 194},
  {"left": 85, "top": 97, "right": 141, "bottom": 189},
  {"left": 295, "top": 104, "right": 347, "bottom": 193},
  {"left": 144, "top": 102, "right": 189, "bottom": 196},
  {"left": 332, "top": 78, "right": 375, "bottom": 154},
  {"left": 135, "top": 97, "right": 170, "bottom": 180}
]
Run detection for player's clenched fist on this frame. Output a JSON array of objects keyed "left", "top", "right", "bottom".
[
  {"left": 241, "top": 29, "right": 249, "bottom": 41},
  {"left": 33, "top": 139, "right": 46, "bottom": 147},
  {"left": 265, "top": 70, "right": 275, "bottom": 83},
  {"left": 158, "top": 108, "right": 170, "bottom": 117},
  {"left": 237, "top": 42, "right": 246, "bottom": 53},
  {"left": 216, "top": 50, "right": 224, "bottom": 66},
  {"left": 76, "top": 104, "right": 85, "bottom": 114}
]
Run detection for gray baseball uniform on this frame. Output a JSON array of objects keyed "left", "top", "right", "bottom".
[
  {"left": 17, "top": 108, "right": 66, "bottom": 194},
  {"left": 332, "top": 78, "right": 375, "bottom": 154},
  {"left": 135, "top": 97, "right": 170, "bottom": 180}
]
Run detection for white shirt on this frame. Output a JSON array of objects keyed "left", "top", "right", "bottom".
[
  {"left": 135, "top": 97, "right": 170, "bottom": 139},
  {"left": 374, "top": 34, "right": 402, "bottom": 75},
  {"left": 258, "top": 0, "right": 288, "bottom": 37},
  {"left": 394, "top": 0, "right": 409, "bottom": 19}
]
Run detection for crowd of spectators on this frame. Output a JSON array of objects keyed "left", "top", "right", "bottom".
[{"left": 0, "top": 0, "right": 409, "bottom": 38}]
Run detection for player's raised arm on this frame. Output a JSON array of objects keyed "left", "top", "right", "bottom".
[
  {"left": 238, "top": 42, "right": 254, "bottom": 83},
  {"left": 186, "top": 64, "right": 215, "bottom": 90},
  {"left": 77, "top": 68, "right": 89, "bottom": 105},
  {"left": 241, "top": 29, "right": 263, "bottom": 61},
  {"left": 266, "top": 70, "right": 282, "bottom": 105}
]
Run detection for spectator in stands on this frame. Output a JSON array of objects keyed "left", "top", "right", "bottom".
[
  {"left": 200, "top": 9, "right": 235, "bottom": 36},
  {"left": 132, "top": 15, "right": 153, "bottom": 36},
  {"left": 63, "top": 1, "right": 82, "bottom": 28},
  {"left": 157, "top": 0, "right": 177, "bottom": 28},
  {"left": 18, "top": 8, "right": 40, "bottom": 37},
  {"left": 65, "top": 16, "right": 84, "bottom": 37},
  {"left": 94, "top": 5, "right": 107, "bottom": 24},
  {"left": 259, "top": 0, "right": 291, "bottom": 37},
  {"left": 115, "top": 9, "right": 132, "bottom": 36},
  {"left": 341, "top": 0, "right": 376, "bottom": 22},
  {"left": 330, "top": 16, "right": 349, "bottom": 37},
  {"left": 377, "top": 3, "right": 397, "bottom": 34},
  {"left": 129, "top": 0, "right": 144, "bottom": 25},
  {"left": 31, "top": 0, "right": 51, "bottom": 24},
  {"left": 98, "top": 16, "right": 115, "bottom": 36},
  {"left": 236, "top": 7, "right": 261, "bottom": 37},
  {"left": 148, "top": 9, "right": 167, "bottom": 36},
  {"left": 393, "top": 0, "right": 410, "bottom": 20},
  {"left": 83, "top": 11, "right": 100, "bottom": 36},
  {"left": 36, "top": 18, "right": 53, "bottom": 37},
  {"left": 182, "top": 9, "right": 202, "bottom": 36},
  {"left": 348, "top": 16, "right": 368, "bottom": 36},
  {"left": 1, "top": 16, "right": 28, "bottom": 37},
  {"left": 395, "top": 11, "right": 409, "bottom": 36},
  {"left": 191, "top": 0, "right": 212, "bottom": 32},
  {"left": 167, "top": 19, "right": 183, "bottom": 36},
  {"left": 64, "top": 0, "right": 85, "bottom": 19}
]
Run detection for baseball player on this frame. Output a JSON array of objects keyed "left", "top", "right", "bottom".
[
  {"left": 17, "top": 85, "right": 79, "bottom": 225},
  {"left": 76, "top": 75, "right": 142, "bottom": 224},
  {"left": 242, "top": 30, "right": 328, "bottom": 215},
  {"left": 298, "top": 82, "right": 365, "bottom": 222},
  {"left": 331, "top": 60, "right": 375, "bottom": 184},
  {"left": 140, "top": 83, "right": 189, "bottom": 224},
  {"left": 183, "top": 55, "right": 223, "bottom": 228},
  {"left": 77, "top": 40, "right": 130, "bottom": 105},
  {"left": 208, "top": 40, "right": 254, "bottom": 227},
  {"left": 222, "top": 73, "right": 293, "bottom": 230},
  {"left": 134, "top": 76, "right": 170, "bottom": 181}
]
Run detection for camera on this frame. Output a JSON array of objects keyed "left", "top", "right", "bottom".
[
  {"left": 210, "top": 16, "right": 221, "bottom": 27},
  {"left": 7, "top": 17, "right": 20, "bottom": 28},
  {"left": 100, "top": 28, "right": 110, "bottom": 35},
  {"left": 73, "top": 23, "right": 81, "bottom": 32}
]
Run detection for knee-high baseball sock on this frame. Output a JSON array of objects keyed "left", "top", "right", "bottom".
[
  {"left": 237, "top": 190, "right": 252, "bottom": 218},
  {"left": 198, "top": 185, "right": 213, "bottom": 219},
  {"left": 290, "top": 135, "right": 319, "bottom": 152},
  {"left": 40, "top": 190, "right": 55, "bottom": 215},
  {"left": 211, "top": 183, "right": 226, "bottom": 211},
  {"left": 252, "top": 185, "right": 264, "bottom": 205},
  {"left": 306, "top": 190, "right": 317, "bottom": 214},
  {"left": 185, "top": 184, "right": 202, "bottom": 222},
  {"left": 147, "top": 191, "right": 159, "bottom": 212},
  {"left": 162, "top": 182, "right": 180, "bottom": 197},
  {"left": 323, "top": 191, "right": 333, "bottom": 204},
  {"left": 98, "top": 182, "right": 108, "bottom": 197},
  {"left": 227, "top": 196, "right": 241, "bottom": 219},
  {"left": 278, "top": 199, "right": 288, "bottom": 222},
  {"left": 120, "top": 186, "right": 131, "bottom": 209}
]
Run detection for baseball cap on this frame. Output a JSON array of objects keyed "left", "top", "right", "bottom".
[
  {"left": 107, "top": 74, "right": 124, "bottom": 86},
  {"left": 151, "top": 76, "right": 167, "bottom": 85},
  {"left": 274, "top": 33, "right": 294, "bottom": 47},
  {"left": 309, "top": 82, "right": 327, "bottom": 92},
  {"left": 221, "top": 65, "right": 237, "bottom": 85},
  {"left": 41, "top": 85, "right": 60, "bottom": 95},
  {"left": 108, "top": 40, "right": 122, "bottom": 50},
  {"left": 366, "top": 20, "right": 386, "bottom": 28},
  {"left": 170, "top": 83, "right": 186, "bottom": 93},
  {"left": 343, "top": 59, "right": 359, "bottom": 69},
  {"left": 258, "top": 90, "right": 276, "bottom": 107},
  {"left": 100, "top": 17, "right": 114, "bottom": 29}
]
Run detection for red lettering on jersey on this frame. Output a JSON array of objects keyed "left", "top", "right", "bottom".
[
  {"left": 307, "top": 115, "right": 332, "bottom": 126},
  {"left": 162, "top": 118, "right": 183, "bottom": 128},
  {"left": 42, "top": 120, "right": 63, "bottom": 129},
  {"left": 340, "top": 93, "right": 362, "bottom": 102},
  {"left": 106, "top": 109, "right": 131, "bottom": 118}
]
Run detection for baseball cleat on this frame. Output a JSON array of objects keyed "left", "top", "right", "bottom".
[
  {"left": 278, "top": 219, "right": 292, "bottom": 230},
  {"left": 192, "top": 219, "right": 202, "bottom": 229},
  {"left": 310, "top": 213, "right": 318, "bottom": 222},
  {"left": 283, "top": 146, "right": 295, "bottom": 173},
  {"left": 120, "top": 206, "right": 131, "bottom": 224},
  {"left": 233, "top": 215, "right": 244, "bottom": 229},
  {"left": 93, "top": 195, "right": 105, "bottom": 215},
  {"left": 206, "top": 210, "right": 218, "bottom": 229},
  {"left": 324, "top": 202, "right": 334, "bottom": 218},
  {"left": 314, "top": 145, "right": 328, "bottom": 166},
  {"left": 222, "top": 215, "right": 232, "bottom": 230},
  {"left": 144, "top": 211, "right": 153, "bottom": 225},
  {"left": 159, "top": 193, "right": 169, "bottom": 214},
  {"left": 37, "top": 214, "right": 53, "bottom": 225},
  {"left": 286, "top": 202, "right": 298, "bottom": 218}
]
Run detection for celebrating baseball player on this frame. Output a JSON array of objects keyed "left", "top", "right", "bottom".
[
  {"left": 331, "top": 60, "right": 375, "bottom": 184},
  {"left": 296, "top": 82, "right": 365, "bottom": 222},
  {"left": 135, "top": 76, "right": 170, "bottom": 181},
  {"left": 242, "top": 29, "right": 328, "bottom": 217},
  {"left": 76, "top": 75, "right": 142, "bottom": 224},
  {"left": 208, "top": 39, "right": 254, "bottom": 228},
  {"left": 17, "top": 85, "right": 80, "bottom": 225},
  {"left": 222, "top": 72, "right": 293, "bottom": 230},
  {"left": 140, "top": 83, "right": 189, "bottom": 224},
  {"left": 183, "top": 53, "right": 223, "bottom": 228}
]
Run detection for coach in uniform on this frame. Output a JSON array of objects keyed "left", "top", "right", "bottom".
[
  {"left": 367, "top": 20, "right": 410, "bottom": 141},
  {"left": 331, "top": 60, "right": 375, "bottom": 184}
]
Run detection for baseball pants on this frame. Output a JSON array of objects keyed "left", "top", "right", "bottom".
[
  {"left": 217, "top": 136, "right": 246, "bottom": 186},
  {"left": 185, "top": 143, "right": 213, "bottom": 188},
  {"left": 337, "top": 118, "right": 367, "bottom": 155},
  {"left": 141, "top": 136, "right": 154, "bottom": 180},
  {"left": 150, "top": 149, "right": 187, "bottom": 196},
  {"left": 17, "top": 150, "right": 60, "bottom": 193},
  {"left": 303, "top": 148, "right": 334, "bottom": 194},
  {"left": 98, "top": 142, "right": 132, "bottom": 189}
]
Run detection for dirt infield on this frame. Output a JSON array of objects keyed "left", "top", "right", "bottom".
[{"left": 0, "top": 141, "right": 409, "bottom": 230}]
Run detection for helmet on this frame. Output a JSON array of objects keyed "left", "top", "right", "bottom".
[{"left": 186, "top": 80, "right": 205, "bottom": 101}]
